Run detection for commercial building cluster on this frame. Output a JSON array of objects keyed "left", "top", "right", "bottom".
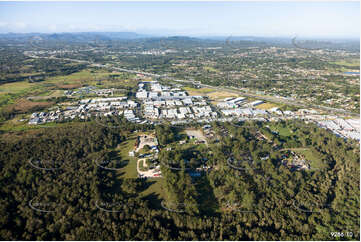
[
  {"left": 316, "top": 118, "right": 360, "bottom": 141},
  {"left": 29, "top": 96, "right": 138, "bottom": 124},
  {"left": 136, "top": 81, "right": 218, "bottom": 121},
  {"left": 27, "top": 81, "right": 360, "bottom": 142}
]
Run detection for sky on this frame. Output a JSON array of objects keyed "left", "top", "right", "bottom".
[{"left": 0, "top": 1, "right": 359, "bottom": 38}]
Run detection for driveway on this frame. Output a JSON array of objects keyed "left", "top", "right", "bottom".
[{"left": 137, "top": 158, "right": 161, "bottom": 178}]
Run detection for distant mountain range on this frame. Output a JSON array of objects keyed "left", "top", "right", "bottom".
[
  {"left": 1, "top": 31, "right": 358, "bottom": 42},
  {"left": 0, "top": 32, "right": 151, "bottom": 41},
  {"left": 0, "top": 32, "right": 358, "bottom": 51}
]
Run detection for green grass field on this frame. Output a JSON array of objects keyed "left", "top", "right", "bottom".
[
  {"left": 138, "top": 159, "right": 149, "bottom": 172},
  {"left": 330, "top": 59, "right": 360, "bottom": 67},
  {"left": 140, "top": 178, "right": 166, "bottom": 198},
  {"left": 0, "top": 69, "right": 138, "bottom": 114},
  {"left": 268, "top": 124, "right": 292, "bottom": 137},
  {"left": 296, "top": 149, "right": 327, "bottom": 170},
  {"left": 0, "top": 81, "right": 38, "bottom": 94},
  {"left": 0, "top": 81, "right": 45, "bottom": 108},
  {"left": 116, "top": 134, "right": 138, "bottom": 179}
]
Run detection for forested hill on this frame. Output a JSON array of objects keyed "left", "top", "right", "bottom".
[{"left": 0, "top": 117, "right": 359, "bottom": 240}]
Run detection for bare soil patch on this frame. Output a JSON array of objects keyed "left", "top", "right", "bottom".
[
  {"left": 56, "top": 83, "right": 82, "bottom": 89},
  {"left": 6, "top": 98, "right": 54, "bottom": 113}
]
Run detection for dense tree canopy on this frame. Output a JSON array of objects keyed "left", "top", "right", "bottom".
[{"left": 0, "top": 119, "right": 359, "bottom": 240}]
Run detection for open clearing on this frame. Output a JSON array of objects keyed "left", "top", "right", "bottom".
[
  {"left": 295, "top": 149, "right": 327, "bottom": 170},
  {"left": 0, "top": 68, "right": 137, "bottom": 112},
  {"left": 115, "top": 134, "right": 138, "bottom": 179},
  {"left": 278, "top": 147, "right": 327, "bottom": 170},
  {"left": 183, "top": 87, "right": 216, "bottom": 96},
  {"left": 140, "top": 178, "right": 167, "bottom": 209},
  {"left": 268, "top": 124, "right": 292, "bottom": 137},
  {"left": 136, "top": 134, "right": 157, "bottom": 152},
  {"left": 206, "top": 91, "right": 239, "bottom": 100},
  {"left": 56, "top": 83, "right": 82, "bottom": 89},
  {"left": 6, "top": 98, "right": 54, "bottom": 113},
  {"left": 137, "top": 158, "right": 161, "bottom": 178},
  {"left": 185, "top": 129, "right": 207, "bottom": 144},
  {"left": 27, "top": 90, "right": 65, "bottom": 100},
  {"left": 203, "top": 66, "right": 220, "bottom": 73},
  {"left": 330, "top": 59, "right": 360, "bottom": 67},
  {"left": 256, "top": 102, "right": 278, "bottom": 110},
  {"left": 0, "top": 81, "right": 38, "bottom": 94}
]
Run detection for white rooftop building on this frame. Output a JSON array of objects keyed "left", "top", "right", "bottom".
[
  {"left": 136, "top": 91, "right": 148, "bottom": 99},
  {"left": 248, "top": 100, "right": 264, "bottom": 107},
  {"left": 217, "top": 102, "right": 237, "bottom": 109},
  {"left": 149, "top": 92, "right": 158, "bottom": 99},
  {"left": 230, "top": 97, "right": 246, "bottom": 103},
  {"left": 183, "top": 98, "right": 193, "bottom": 105},
  {"left": 151, "top": 83, "right": 162, "bottom": 92}
]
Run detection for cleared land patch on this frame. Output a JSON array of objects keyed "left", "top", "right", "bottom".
[
  {"left": 296, "top": 148, "right": 327, "bottom": 170},
  {"left": 206, "top": 91, "right": 239, "bottom": 100},
  {"left": 56, "top": 83, "right": 82, "bottom": 89},
  {"left": 185, "top": 129, "right": 208, "bottom": 145},
  {"left": 203, "top": 66, "right": 220, "bottom": 73},
  {"left": 116, "top": 135, "right": 138, "bottom": 179},
  {"left": 6, "top": 98, "right": 54, "bottom": 113},
  {"left": 183, "top": 87, "right": 216, "bottom": 96},
  {"left": 0, "top": 81, "right": 37, "bottom": 94},
  {"left": 27, "top": 90, "right": 65, "bottom": 100},
  {"left": 256, "top": 102, "right": 278, "bottom": 110},
  {"left": 268, "top": 124, "right": 292, "bottom": 137},
  {"left": 330, "top": 59, "right": 360, "bottom": 67}
]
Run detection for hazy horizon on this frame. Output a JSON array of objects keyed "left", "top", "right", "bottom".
[{"left": 0, "top": 1, "right": 359, "bottom": 38}]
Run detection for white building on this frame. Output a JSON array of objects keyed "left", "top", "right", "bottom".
[
  {"left": 136, "top": 91, "right": 148, "bottom": 99},
  {"left": 248, "top": 100, "right": 264, "bottom": 107},
  {"left": 151, "top": 83, "right": 162, "bottom": 92},
  {"left": 149, "top": 92, "right": 158, "bottom": 99}
]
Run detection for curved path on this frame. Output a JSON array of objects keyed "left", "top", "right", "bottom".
[
  {"left": 279, "top": 147, "right": 310, "bottom": 152},
  {"left": 95, "top": 200, "right": 124, "bottom": 213},
  {"left": 137, "top": 159, "right": 161, "bottom": 178}
]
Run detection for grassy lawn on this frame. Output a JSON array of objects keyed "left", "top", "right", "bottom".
[
  {"left": 45, "top": 69, "right": 106, "bottom": 85},
  {"left": 296, "top": 149, "right": 327, "bottom": 170},
  {"left": 139, "top": 178, "right": 166, "bottom": 209},
  {"left": 116, "top": 134, "right": 138, "bottom": 179},
  {"left": 0, "top": 81, "right": 47, "bottom": 108},
  {"left": 277, "top": 127, "right": 292, "bottom": 136},
  {"left": 330, "top": 59, "right": 360, "bottom": 67},
  {"left": 138, "top": 159, "right": 149, "bottom": 172},
  {"left": 140, "top": 178, "right": 166, "bottom": 199},
  {"left": 0, "top": 81, "right": 38, "bottom": 94},
  {"left": 268, "top": 124, "right": 292, "bottom": 137}
]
